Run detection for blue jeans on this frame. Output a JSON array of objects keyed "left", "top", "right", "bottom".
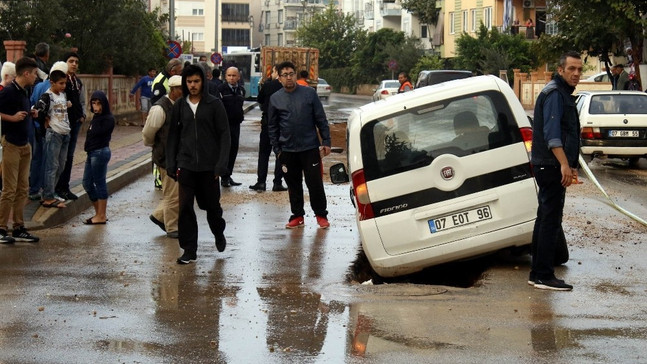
[
  {"left": 82, "top": 147, "right": 111, "bottom": 201},
  {"left": 42, "top": 129, "right": 70, "bottom": 200},
  {"left": 531, "top": 165, "right": 566, "bottom": 280},
  {"left": 28, "top": 132, "right": 46, "bottom": 195}
]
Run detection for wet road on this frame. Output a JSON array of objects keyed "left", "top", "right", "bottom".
[{"left": 1, "top": 94, "right": 647, "bottom": 363}]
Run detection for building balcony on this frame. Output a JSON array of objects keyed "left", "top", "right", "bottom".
[
  {"left": 380, "top": 2, "right": 401, "bottom": 17},
  {"left": 365, "top": 10, "right": 374, "bottom": 20},
  {"left": 284, "top": 18, "right": 298, "bottom": 30}
]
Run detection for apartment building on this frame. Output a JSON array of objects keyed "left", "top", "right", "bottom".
[
  {"left": 150, "top": 0, "right": 262, "bottom": 54},
  {"left": 259, "top": 0, "right": 328, "bottom": 47}
]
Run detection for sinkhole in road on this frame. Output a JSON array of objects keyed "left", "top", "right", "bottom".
[{"left": 347, "top": 249, "right": 521, "bottom": 288}]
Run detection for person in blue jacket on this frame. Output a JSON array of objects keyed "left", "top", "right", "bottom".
[{"left": 130, "top": 68, "right": 157, "bottom": 126}]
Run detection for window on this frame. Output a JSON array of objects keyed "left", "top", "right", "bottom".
[
  {"left": 265, "top": 11, "right": 271, "bottom": 25},
  {"left": 462, "top": 11, "right": 468, "bottom": 33},
  {"left": 222, "top": 29, "right": 250, "bottom": 47},
  {"left": 222, "top": 3, "right": 250, "bottom": 22},
  {"left": 264, "top": 34, "right": 270, "bottom": 46},
  {"left": 278, "top": 10, "right": 284, "bottom": 24},
  {"left": 192, "top": 8, "right": 204, "bottom": 16},
  {"left": 360, "top": 91, "right": 521, "bottom": 180},
  {"left": 545, "top": 13, "right": 558, "bottom": 35},
  {"left": 278, "top": 33, "right": 283, "bottom": 46},
  {"left": 421, "top": 25, "right": 428, "bottom": 38},
  {"left": 471, "top": 9, "right": 477, "bottom": 32},
  {"left": 449, "top": 12, "right": 455, "bottom": 34},
  {"left": 193, "top": 33, "right": 204, "bottom": 41},
  {"left": 483, "top": 7, "right": 492, "bottom": 29}
]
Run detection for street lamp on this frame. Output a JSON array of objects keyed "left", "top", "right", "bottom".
[{"left": 248, "top": 15, "right": 254, "bottom": 49}]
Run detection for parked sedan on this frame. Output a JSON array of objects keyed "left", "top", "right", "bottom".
[
  {"left": 316, "top": 78, "right": 331, "bottom": 99},
  {"left": 577, "top": 90, "right": 647, "bottom": 166},
  {"left": 372, "top": 80, "right": 400, "bottom": 102},
  {"left": 583, "top": 71, "right": 611, "bottom": 83}
]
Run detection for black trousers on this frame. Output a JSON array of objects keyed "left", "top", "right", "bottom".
[
  {"left": 531, "top": 165, "right": 566, "bottom": 280},
  {"left": 225, "top": 121, "right": 240, "bottom": 178},
  {"left": 55, "top": 118, "right": 81, "bottom": 192},
  {"left": 177, "top": 169, "right": 226, "bottom": 254},
  {"left": 281, "top": 148, "right": 328, "bottom": 220},
  {"left": 256, "top": 123, "right": 283, "bottom": 185}
]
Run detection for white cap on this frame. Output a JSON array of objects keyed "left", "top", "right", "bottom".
[
  {"left": 168, "top": 75, "right": 182, "bottom": 87},
  {"left": 50, "top": 61, "right": 68, "bottom": 75}
]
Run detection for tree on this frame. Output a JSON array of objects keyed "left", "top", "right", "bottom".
[
  {"left": 296, "top": 4, "right": 366, "bottom": 69},
  {"left": 0, "top": 0, "right": 168, "bottom": 76},
  {"left": 400, "top": 0, "right": 440, "bottom": 26},
  {"left": 351, "top": 28, "right": 424, "bottom": 83},
  {"left": 537, "top": 1, "right": 647, "bottom": 84},
  {"left": 454, "top": 24, "right": 537, "bottom": 79}
]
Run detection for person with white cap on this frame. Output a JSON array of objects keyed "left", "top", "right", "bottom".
[
  {"left": 32, "top": 61, "right": 72, "bottom": 209},
  {"left": 28, "top": 60, "right": 70, "bottom": 201},
  {"left": 142, "top": 75, "right": 183, "bottom": 239}
]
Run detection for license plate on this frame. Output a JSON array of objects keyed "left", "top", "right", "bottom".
[
  {"left": 429, "top": 206, "right": 492, "bottom": 233},
  {"left": 608, "top": 130, "right": 639, "bottom": 137}
]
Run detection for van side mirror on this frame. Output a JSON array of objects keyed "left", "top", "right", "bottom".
[{"left": 329, "top": 163, "right": 349, "bottom": 184}]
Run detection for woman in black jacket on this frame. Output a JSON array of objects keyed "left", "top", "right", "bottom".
[{"left": 82, "top": 90, "right": 115, "bottom": 225}]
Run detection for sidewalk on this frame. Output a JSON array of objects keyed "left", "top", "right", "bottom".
[{"left": 24, "top": 101, "right": 258, "bottom": 230}]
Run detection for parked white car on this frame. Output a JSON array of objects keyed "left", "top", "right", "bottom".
[
  {"left": 372, "top": 80, "right": 400, "bottom": 102},
  {"left": 583, "top": 71, "right": 612, "bottom": 83},
  {"left": 316, "top": 78, "right": 331, "bottom": 99},
  {"left": 332, "top": 76, "right": 539, "bottom": 277},
  {"left": 576, "top": 90, "right": 647, "bottom": 166}
]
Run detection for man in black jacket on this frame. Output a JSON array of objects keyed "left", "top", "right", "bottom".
[
  {"left": 217, "top": 66, "right": 245, "bottom": 187},
  {"left": 167, "top": 64, "right": 231, "bottom": 264},
  {"left": 268, "top": 61, "right": 332, "bottom": 230},
  {"left": 250, "top": 65, "right": 287, "bottom": 192}
]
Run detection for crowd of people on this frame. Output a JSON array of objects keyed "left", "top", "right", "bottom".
[{"left": 0, "top": 44, "right": 116, "bottom": 244}]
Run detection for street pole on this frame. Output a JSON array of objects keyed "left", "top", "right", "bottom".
[
  {"left": 214, "top": 0, "right": 219, "bottom": 53},
  {"left": 169, "top": 0, "right": 175, "bottom": 41}
]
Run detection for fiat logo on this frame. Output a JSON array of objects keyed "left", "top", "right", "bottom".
[{"left": 441, "top": 166, "right": 455, "bottom": 180}]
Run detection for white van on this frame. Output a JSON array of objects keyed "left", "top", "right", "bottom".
[{"left": 335, "top": 75, "right": 539, "bottom": 277}]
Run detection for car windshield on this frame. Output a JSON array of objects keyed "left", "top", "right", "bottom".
[
  {"left": 588, "top": 94, "right": 647, "bottom": 114},
  {"left": 383, "top": 81, "right": 400, "bottom": 89},
  {"left": 361, "top": 91, "right": 523, "bottom": 180}
]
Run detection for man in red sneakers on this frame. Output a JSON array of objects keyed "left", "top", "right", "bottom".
[{"left": 268, "top": 61, "right": 331, "bottom": 229}]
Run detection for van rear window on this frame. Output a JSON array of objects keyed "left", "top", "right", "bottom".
[{"left": 360, "top": 91, "right": 523, "bottom": 180}]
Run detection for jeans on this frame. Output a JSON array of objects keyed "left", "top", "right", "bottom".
[
  {"left": 56, "top": 119, "right": 82, "bottom": 193},
  {"left": 42, "top": 129, "right": 70, "bottom": 200},
  {"left": 82, "top": 147, "right": 111, "bottom": 201},
  {"left": 280, "top": 148, "right": 328, "bottom": 220},
  {"left": 531, "top": 165, "right": 566, "bottom": 280},
  {"left": 28, "top": 132, "right": 45, "bottom": 195},
  {"left": 177, "top": 169, "right": 226, "bottom": 254},
  {"left": 0, "top": 137, "right": 31, "bottom": 229},
  {"left": 256, "top": 123, "right": 283, "bottom": 185}
]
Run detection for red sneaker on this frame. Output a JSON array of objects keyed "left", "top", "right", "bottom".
[
  {"left": 316, "top": 216, "right": 330, "bottom": 229},
  {"left": 285, "top": 216, "right": 305, "bottom": 229}
]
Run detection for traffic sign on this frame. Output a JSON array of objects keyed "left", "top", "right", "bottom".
[
  {"left": 388, "top": 59, "right": 398, "bottom": 71},
  {"left": 166, "top": 40, "right": 182, "bottom": 59},
  {"left": 211, "top": 52, "right": 223, "bottom": 64}
]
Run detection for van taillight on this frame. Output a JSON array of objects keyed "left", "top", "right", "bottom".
[
  {"left": 581, "top": 127, "right": 601, "bottom": 139},
  {"left": 351, "top": 169, "right": 374, "bottom": 220},
  {"left": 520, "top": 127, "right": 533, "bottom": 153}
]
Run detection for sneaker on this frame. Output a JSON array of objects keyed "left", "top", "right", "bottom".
[
  {"left": 28, "top": 193, "right": 42, "bottom": 201},
  {"left": 0, "top": 229, "right": 15, "bottom": 244},
  {"left": 54, "top": 194, "right": 66, "bottom": 202},
  {"left": 12, "top": 227, "right": 39, "bottom": 243},
  {"left": 215, "top": 234, "right": 227, "bottom": 252},
  {"left": 166, "top": 231, "right": 179, "bottom": 239},
  {"left": 528, "top": 273, "right": 536, "bottom": 285},
  {"left": 149, "top": 215, "right": 166, "bottom": 232},
  {"left": 176, "top": 251, "right": 197, "bottom": 264},
  {"left": 285, "top": 216, "right": 305, "bottom": 229},
  {"left": 534, "top": 278, "right": 573, "bottom": 291},
  {"left": 316, "top": 215, "right": 330, "bottom": 229},
  {"left": 58, "top": 190, "right": 78, "bottom": 201}
]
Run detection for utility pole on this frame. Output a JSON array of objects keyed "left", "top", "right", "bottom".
[{"left": 169, "top": 0, "right": 175, "bottom": 41}]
